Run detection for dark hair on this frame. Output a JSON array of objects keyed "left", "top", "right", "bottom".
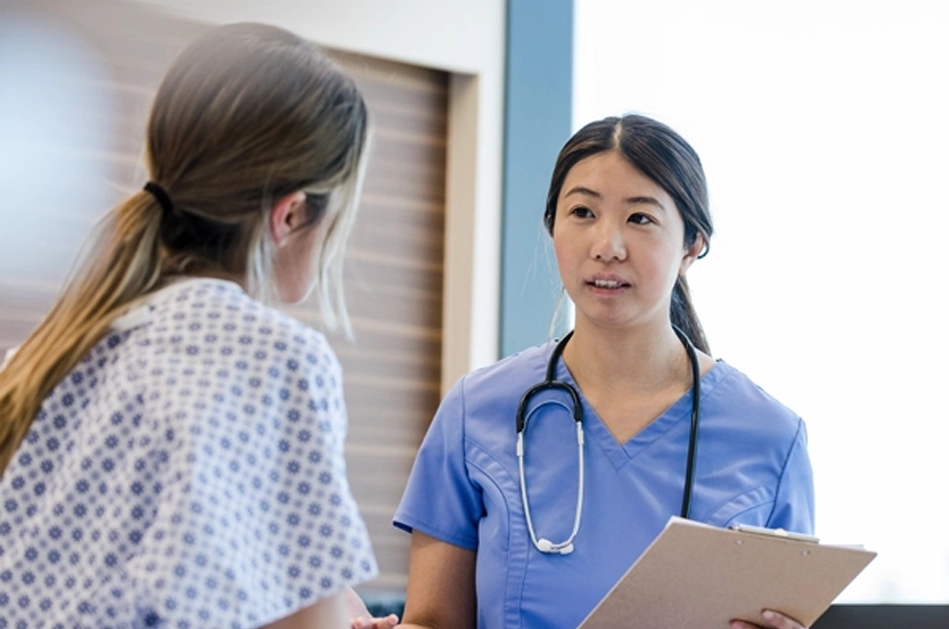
[{"left": 543, "top": 114, "right": 713, "bottom": 353}]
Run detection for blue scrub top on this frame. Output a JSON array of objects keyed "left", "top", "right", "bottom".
[{"left": 394, "top": 342, "right": 814, "bottom": 629}]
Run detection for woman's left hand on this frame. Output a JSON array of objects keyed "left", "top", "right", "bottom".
[
  {"left": 730, "top": 609, "right": 808, "bottom": 629},
  {"left": 350, "top": 613, "right": 399, "bottom": 629}
]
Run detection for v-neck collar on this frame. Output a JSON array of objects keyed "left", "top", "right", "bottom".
[{"left": 553, "top": 356, "right": 730, "bottom": 470}]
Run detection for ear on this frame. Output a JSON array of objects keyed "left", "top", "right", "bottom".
[
  {"left": 269, "top": 190, "right": 308, "bottom": 247},
  {"left": 679, "top": 233, "right": 705, "bottom": 275}
]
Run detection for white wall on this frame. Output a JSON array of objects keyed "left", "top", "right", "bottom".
[
  {"left": 575, "top": 0, "right": 949, "bottom": 603},
  {"left": 141, "top": 0, "right": 507, "bottom": 389}
]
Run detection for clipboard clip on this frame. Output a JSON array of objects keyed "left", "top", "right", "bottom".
[{"left": 730, "top": 523, "right": 820, "bottom": 544}]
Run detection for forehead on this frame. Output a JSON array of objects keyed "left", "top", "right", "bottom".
[{"left": 560, "top": 151, "right": 671, "bottom": 201}]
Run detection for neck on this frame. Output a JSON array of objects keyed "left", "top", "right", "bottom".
[
  {"left": 561, "top": 320, "right": 691, "bottom": 395},
  {"left": 161, "top": 270, "right": 247, "bottom": 291}
]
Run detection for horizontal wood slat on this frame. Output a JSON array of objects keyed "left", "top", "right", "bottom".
[{"left": 320, "top": 51, "right": 448, "bottom": 593}]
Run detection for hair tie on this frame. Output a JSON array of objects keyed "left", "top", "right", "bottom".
[{"left": 144, "top": 181, "right": 175, "bottom": 215}]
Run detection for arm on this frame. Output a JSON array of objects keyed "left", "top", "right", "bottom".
[
  {"left": 766, "top": 419, "right": 815, "bottom": 534},
  {"left": 262, "top": 591, "right": 349, "bottom": 629},
  {"left": 397, "top": 530, "right": 477, "bottom": 629}
]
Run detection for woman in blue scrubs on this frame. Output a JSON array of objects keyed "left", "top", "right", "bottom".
[{"left": 393, "top": 115, "right": 814, "bottom": 629}]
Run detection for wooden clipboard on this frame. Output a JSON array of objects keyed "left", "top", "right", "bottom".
[{"left": 577, "top": 517, "right": 876, "bottom": 629}]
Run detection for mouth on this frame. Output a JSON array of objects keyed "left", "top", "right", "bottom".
[{"left": 587, "top": 278, "right": 631, "bottom": 290}]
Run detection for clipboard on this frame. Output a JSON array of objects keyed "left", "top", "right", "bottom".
[{"left": 577, "top": 517, "right": 876, "bottom": 629}]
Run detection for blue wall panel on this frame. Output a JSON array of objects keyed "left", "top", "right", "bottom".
[{"left": 500, "top": 0, "right": 573, "bottom": 357}]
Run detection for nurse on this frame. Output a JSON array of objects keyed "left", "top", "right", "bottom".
[{"left": 392, "top": 115, "right": 815, "bottom": 629}]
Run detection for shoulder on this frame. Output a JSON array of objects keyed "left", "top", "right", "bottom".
[
  {"left": 148, "top": 279, "right": 338, "bottom": 364},
  {"left": 451, "top": 342, "right": 553, "bottom": 409},
  {"left": 705, "top": 360, "right": 804, "bottom": 439},
  {"left": 424, "top": 343, "right": 553, "bottom": 443},
  {"left": 132, "top": 279, "right": 343, "bottom": 407}
]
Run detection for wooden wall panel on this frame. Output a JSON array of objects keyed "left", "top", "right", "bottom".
[
  {"left": 298, "top": 51, "right": 448, "bottom": 591},
  {"left": 0, "top": 0, "right": 447, "bottom": 594}
]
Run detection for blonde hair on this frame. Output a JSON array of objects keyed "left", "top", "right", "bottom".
[{"left": 0, "top": 23, "right": 369, "bottom": 476}]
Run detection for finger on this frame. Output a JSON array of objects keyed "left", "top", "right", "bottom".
[
  {"left": 350, "top": 617, "right": 371, "bottom": 629},
  {"left": 761, "top": 609, "right": 807, "bottom": 629},
  {"left": 730, "top": 621, "right": 761, "bottom": 629},
  {"left": 373, "top": 614, "right": 400, "bottom": 628}
]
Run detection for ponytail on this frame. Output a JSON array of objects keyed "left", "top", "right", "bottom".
[
  {"left": 0, "top": 191, "right": 164, "bottom": 476},
  {"left": 671, "top": 275, "right": 709, "bottom": 354}
]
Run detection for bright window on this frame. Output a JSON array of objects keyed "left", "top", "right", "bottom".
[{"left": 575, "top": 0, "right": 949, "bottom": 603}]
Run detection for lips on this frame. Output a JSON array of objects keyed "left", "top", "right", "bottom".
[{"left": 587, "top": 275, "right": 630, "bottom": 289}]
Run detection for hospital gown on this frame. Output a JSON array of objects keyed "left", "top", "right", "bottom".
[{"left": 0, "top": 278, "right": 376, "bottom": 628}]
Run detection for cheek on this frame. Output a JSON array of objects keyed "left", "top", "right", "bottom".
[
  {"left": 636, "top": 240, "right": 687, "bottom": 286},
  {"left": 552, "top": 238, "right": 566, "bottom": 266},
  {"left": 551, "top": 233, "right": 576, "bottom": 277}
]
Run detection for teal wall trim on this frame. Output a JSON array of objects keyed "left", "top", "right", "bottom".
[{"left": 500, "top": 0, "right": 573, "bottom": 357}]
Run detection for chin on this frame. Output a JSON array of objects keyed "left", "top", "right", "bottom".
[{"left": 577, "top": 309, "right": 649, "bottom": 332}]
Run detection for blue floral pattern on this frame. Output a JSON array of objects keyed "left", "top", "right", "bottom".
[{"left": 0, "top": 279, "right": 377, "bottom": 628}]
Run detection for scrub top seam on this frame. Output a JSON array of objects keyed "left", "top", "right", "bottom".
[
  {"left": 701, "top": 483, "right": 772, "bottom": 525},
  {"left": 463, "top": 357, "right": 548, "bottom": 629},
  {"left": 720, "top": 493, "right": 777, "bottom": 528},
  {"left": 765, "top": 417, "right": 806, "bottom": 526},
  {"left": 463, "top": 444, "right": 528, "bottom": 629},
  {"left": 460, "top": 438, "right": 521, "bottom": 552}
]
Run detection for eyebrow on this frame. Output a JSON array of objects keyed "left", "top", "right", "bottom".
[{"left": 563, "top": 186, "right": 666, "bottom": 212}]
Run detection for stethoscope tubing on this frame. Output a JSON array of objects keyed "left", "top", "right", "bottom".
[
  {"left": 516, "top": 327, "right": 701, "bottom": 555},
  {"left": 676, "top": 325, "right": 701, "bottom": 521}
]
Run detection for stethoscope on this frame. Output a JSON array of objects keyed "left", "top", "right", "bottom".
[{"left": 515, "top": 327, "right": 702, "bottom": 555}]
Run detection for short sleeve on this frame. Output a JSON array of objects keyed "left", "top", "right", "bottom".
[
  {"left": 118, "top": 333, "right": 377, "bottom": 628},
  {"left": 393, "top": 377, "right": 482, "bottom": 550},
  {"left": 766, "top": 418, "right": 815, "bottom": 535}
]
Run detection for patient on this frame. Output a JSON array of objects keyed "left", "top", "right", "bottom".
[{"left": 0, "top": 22, "right": 385, "bottom": 629}]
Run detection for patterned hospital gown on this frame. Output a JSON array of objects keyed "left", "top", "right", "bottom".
[{"left": 0, "top": 278, "right": 377, "bottom": 628}]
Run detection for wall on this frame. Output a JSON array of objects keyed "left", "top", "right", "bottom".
[
  {"left": 574, "top": 0, "right": 949, "bottom": 620},
  {"left": 0, "top": 0, "right": 505, "bottom": 595},
  {"left": 500, "top": 0, "right": 574, "bottom": 357}
]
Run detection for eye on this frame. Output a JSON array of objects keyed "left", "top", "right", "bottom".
[
  {"left": 570, "top": 206, "right": 594, "bottom": 219},
  {"left": 628, "top": 212, "right": 653, "bottom": 225}
]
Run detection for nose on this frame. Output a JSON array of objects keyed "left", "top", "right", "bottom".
[{"left": 592, "top": 222, "right": 627, "bottom": 262}]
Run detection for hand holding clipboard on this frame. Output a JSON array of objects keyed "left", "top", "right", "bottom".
[{"left": 577, "top": 517, "right": 876, "bottom": 629}]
